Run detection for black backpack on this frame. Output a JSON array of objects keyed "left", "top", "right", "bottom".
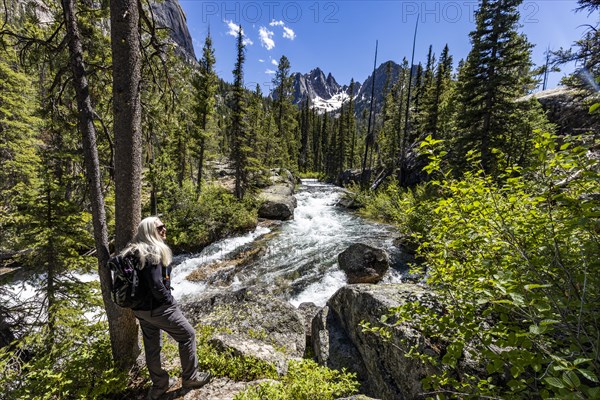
[{"left": 107, "top": 251, "right": 145, "bottom": 308}]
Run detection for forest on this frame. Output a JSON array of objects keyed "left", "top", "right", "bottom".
[{"left": 0, "top": 0, "right": 599, "bottom": 398}]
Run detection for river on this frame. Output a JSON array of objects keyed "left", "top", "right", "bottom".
[{"left": 172, "top": 179, "right": 406, "bottom": 307}]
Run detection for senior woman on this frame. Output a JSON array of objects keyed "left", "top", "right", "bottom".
[{"left": 122, "top": 216, "right": 210, "bottom": 399}]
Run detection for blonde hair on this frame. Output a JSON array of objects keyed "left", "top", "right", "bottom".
[{"left": 122, "top": 216, "right": 172, "bottom": 267}]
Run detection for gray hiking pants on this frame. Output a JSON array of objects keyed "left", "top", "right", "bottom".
[{"left": 133, "top": 303, "right": 199, "bottom": 388}]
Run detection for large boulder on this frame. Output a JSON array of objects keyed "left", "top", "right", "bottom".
[
  {"left": 338, "top": 244, "right": 389, "bottom": 284},
  {"left": 519, "top": 87, "right": 600, "bottom": 135},
  {"left": 150, "top": 0, "right": 197, "bottom": 62},
  {"left": 181, "top": 288, "right": 305, "bottom": 372},
  {"left": 312, "top": 284, "right": 439, "bottom": 400},
  {"left": 258, "top": 169, "right": 297, "bottom": 220}
]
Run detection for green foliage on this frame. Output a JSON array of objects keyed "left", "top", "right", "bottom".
[
  {"left": 234, "top": 359, "right": 359, "bottom": 400},
  {"left": 297, "top": 171, "right": 327, "bottom": 180},
  {"left": 166, "top": 182, "right": 258, "bottom": 251},
  {"left": 454, "top": 0, "right": 544, "bottom": 175},
  {"left": 0, "top": 44, "right": 43, "bottom": 251},
  {"left": 357, "top": 180, "right": 437, "bottom": 239},
  {"left": 0, "top": 290, "right": 128, "bottom": 399},
  {"left": 367, "top": 131, "right": 600, "bottom": 398},
  {"left": 194, "top": 325, "right": 279, "bottom": 381}
]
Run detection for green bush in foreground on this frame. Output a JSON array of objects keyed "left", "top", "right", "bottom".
[
  {"left": 365, "top": 132, "right": 599, "bottom": 399},
  {"left": 234, "top": 359, "right": 359, "bottom": 400},
  {"left": 191, "top": 325, "right": 279, "bottom": 381},
  {"left": 0, "top": 299, "right": 127, "bottom": 399}
]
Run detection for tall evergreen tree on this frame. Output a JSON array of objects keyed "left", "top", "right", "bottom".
[
  {"left": 299, "top": 99, "right": 310, "bottom": 172},
  {"left": 455, "top": 0, "right": 539, "bottom": 174},
  {"left": 230, "top": 26, "right": 248, "bottom": 199},
  {"left": 0, "top": 45, "right": 42, "bottom": 250},
  {"left": 272, "top": 55, "right": 298, "bottom": 168},
  {"left": 346, "top": 80, "right": 357, "bottom": 169},
  {"left": 110, "top": 0, "right": 144, "bottom": 367},
  {"left": 193, "top": 31, "right": 218, "bottom": 193}
]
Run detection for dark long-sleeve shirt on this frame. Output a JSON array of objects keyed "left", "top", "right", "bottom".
[{"left": 132, "top": 261, "right": 174, "bottom": 311}]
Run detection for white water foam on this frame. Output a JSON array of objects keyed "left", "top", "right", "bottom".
[
  {"left": 171, "top": 226, "right": 271, "bottom": 300},
  {"left": 289, "top": 269, "right": 346, "bottom": 307}
]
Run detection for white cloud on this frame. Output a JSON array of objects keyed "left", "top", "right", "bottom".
[
  {"left": 225, "top": 20, "right": 240, "bottom": 37},
  {"left": 258, "top": 26, "right": 275, "bottom": 50},
  {"left": 271, "top": 58, "right": 278, "bottom": 66},
  {"left": 282, "top": 26, "right": 296, "bottom": 40},
  {"left": 258, "top": 59, "right": 265, "bottom": 63},
  {"left": 265, "top": 69, "right": 276, "bottom": 75},
  {"left": 225, "top": 20, "right": 253, "bottom": 45},
  {"left": 269, "top": 20, "right": 285, "bottom": 26}
]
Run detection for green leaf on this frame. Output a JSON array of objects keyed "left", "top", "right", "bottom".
[
  {"left": 529, "top": 324, "right": 546, "bottom": 335},
  {"left": 563, "top": 370, "right": 580, "bottom": 388},
  {"left": 559, "top": 143, "right": 571, "bottom": 150},
  {"left": 588, "top": 387, "right": 600, "bottom": 398},
  {"left": 544, "top": 377, "right": 565, "bottom": 388},
  {"left": 573, "top": 358, "right": 591, "bottom": 366},
  {"left": 524, "top": 284, "right": 551, "bottom": 291},
  {"left": 578, "top": 369, "right": 599, "bottom": 383},
  {"left": 589, "top": 103, "right": 600, "bottom": 114}
]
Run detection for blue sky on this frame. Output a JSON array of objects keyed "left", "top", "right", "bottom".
[{"left": 178, "top": 1, "right": 596, "bottom": 92}]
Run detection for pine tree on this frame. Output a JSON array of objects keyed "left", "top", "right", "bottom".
[
  {"left": 192, "top": 31, "right": 218, "bottom": 193},
  {"left": 299, "top": 99, "right": 310, "bottom": 172},
  {"left": 272, "top": 55, "right": 298, "bottom": 169},
  {"left": 230, "top": 26, "right": 248, "bottom": 199},
  {"left": 346, "top": 80, "right": 357, "bottom": 169},
  {"left": 455, "top": 0, "right": 540, "bottom": 174},
  {"left": 0, "top": 45, "right": 42, "bottom": 250}
]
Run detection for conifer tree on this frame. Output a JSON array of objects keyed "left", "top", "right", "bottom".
[
  {"left": 455, "top": 0, "right": 540, "bottom": 174},
  {"left": 0, "top": 45, "right": 42, "bottom": 249},
  {"left": 245, "top": 84, "right": 268, "bottom": 178},
  {"left": 299, "top": 99, "right": 310, "bottom": 172},
  {"left": 272, "top": 55, "right": 298, "bottom": 169},
  {"left": 230, "top": 26, "right": 248, "bottom": 199},
  {"left": 319, "top": 112, "right": 330, "bottom": 173},
  {"left": 110, "top": 0, "right": 145, "bottom": 367},
  {"left": 346, "top": 80, "right": 357, "bottom": 169},
  {"left": 193, "top": 31, "right": 218, "bottom": 193},
  {"left": 419, "top": 44, "right": 454, "bottom": 138}
]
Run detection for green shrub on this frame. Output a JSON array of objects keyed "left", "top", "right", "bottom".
[
  {"left": 357, "top": 180, "right": 437, "bottom": 239},
  {"left": 234, "top": 359, "right": 359, "bottom": 400},
  {"left": 165, "top": 182, "right": 259, "bottom": 251},
  {"left": 0, "top": 303, "right": 128, "bottom": 399},
  {"left": 365, "top": 133, "right": 600, "bottom": 399},
  {"left": 194, "top": 325, "right": 279, "bottom": 381}
]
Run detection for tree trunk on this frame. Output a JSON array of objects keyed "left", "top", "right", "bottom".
[
  {"left": 110, "top": 0, "right": 143, "bottom": 367},
  {"left": 61, "top": 0, "right": 138, "bottom": 369}
]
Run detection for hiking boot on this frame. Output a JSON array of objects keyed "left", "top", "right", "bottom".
[
  {"left": 147, "top": 377, "right": 177, "bottom": 400},
  {"left": 182, "top": 371, "right": 212, "bottom": 390}
]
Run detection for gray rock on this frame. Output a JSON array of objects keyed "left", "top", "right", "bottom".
[
  {"left": 182, "top": 287, "right": 306, "bottom": 359},
  {"left": 209, "top": 333, "right": 293, "bottom": 375},
  {"left": 338, "top": 244, "right": 389, "bottom": 284},
  {"left": 312, "top": 284, "right": 440, "bottom": 400},
  {"left": 312, "top": 305, "right": 370, "bottom": 390},
  {"left": 519, "top": 87, "right": 599, "bottom": 135},
  {"left": 297, "top": 302, "right": 321, "bottom": 356},
  {"left": 149, "top": 0, "right": 196, "bottom": 61},
  {"left": 258, "top": 169, "right": 297, "bottom": 220},
  {"left": 192, "top": 377, "right": 276, "bottom": 400}
]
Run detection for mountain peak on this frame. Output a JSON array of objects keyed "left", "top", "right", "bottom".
[{"left": 289, "top": 60, "right": 402, "bottom": 115}]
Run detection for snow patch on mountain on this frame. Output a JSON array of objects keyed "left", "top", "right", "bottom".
[{"left": 311, "top": 92, "right": 349, "bottom": 114}]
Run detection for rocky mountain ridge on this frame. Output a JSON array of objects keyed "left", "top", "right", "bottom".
[{"left": 291, "top": 61, "right": 404, "bottom": 116}]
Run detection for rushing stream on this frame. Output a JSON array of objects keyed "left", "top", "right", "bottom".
[{"left": 172, "top": 179, "right": 406, "bottom": 307}]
